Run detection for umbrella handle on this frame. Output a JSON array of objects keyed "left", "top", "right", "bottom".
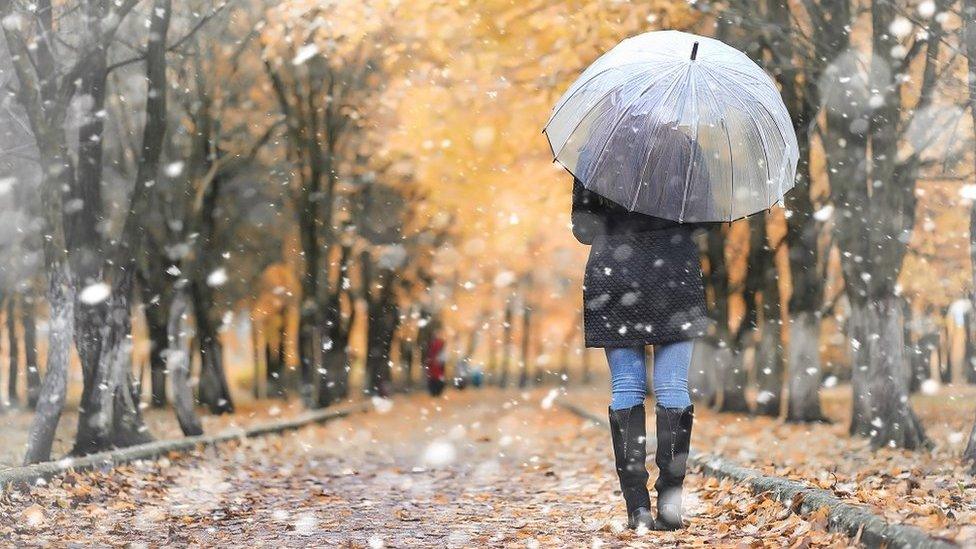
[{"left": 691, "top": 41, "right": 699, "bottom": 61}]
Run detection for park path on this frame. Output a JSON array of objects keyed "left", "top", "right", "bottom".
[{"left": 0, "top": 388, "right": 854, "bottom": 548}]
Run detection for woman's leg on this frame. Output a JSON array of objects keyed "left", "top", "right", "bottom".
[
  {"left": 649, "top": 338, "right": 695, "bottom": 530},
  {"left": 652, "top": 339, "right": 693, "bottom": 409},
  {"left": 605, "top": 346, "right": 647, "bottom": 410},
  {"left": 604, "top": 346, "right": 653, "bottom": 529}
]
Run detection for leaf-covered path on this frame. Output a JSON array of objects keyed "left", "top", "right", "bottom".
[{"left": 2, "top": 389, "right": 858, "bottom": 547}]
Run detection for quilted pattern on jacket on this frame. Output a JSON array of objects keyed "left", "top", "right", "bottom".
[{"left": 582, "top": 227, "right": 709, "bottom": 347}]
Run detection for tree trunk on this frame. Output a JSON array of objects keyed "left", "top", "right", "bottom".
[
  {"left": 910, "top": 334, "right": 936, "bottom": 393},
  {"left": 689, "top": 339, "right": 721, "bottom": 407},
  {"left": 319, "top": 281, "right": 352, "bottom": 407},
  {"left": 73, "top": 270, "right": 152, "bottom": 454},
  {"left": 166, "top": 290, "right": 203, "bottom": 436},
  {"left": 72, "top": 0, "right": 170, "bottom": 455},
  {"left": 720, "top": 214, "right": 765, "bottom": 415},
  {"left": 22, "top": 296, "right": 40, "bottom": 409},
  {"left": 265, "top": 338, "right": 279, "bottom": 397},
  {"left": 518, "top": 303, "right": 532, "bottom": 388},
  {"left": 486, "top": 314, "right": 498, "bottom": 384},
  {"left": 558, "top": 321, "right": 579, "bottom": 385},
  {"left": 940, "top": 317, "right": 952, "bottom": 384},
  {"left": 6, "top": 295, "right": 19, "bottom": 405},
  {"left": 362, "top": 262, "right": 398, "bottom": 397},
  {"left": 365, "top": 300, "right": 398, "bottom": 397},
  {"left": 144, "top": 295, "right": 169, "bottom": 407},
  {"left": 863, "top": 297, "right": 927, "bottom": 449},
  {"left": 398, "top": 330, "right": 415, "bottom": 391},
  {"left": 902, "top": 301, "right": 918, "bottom": 393},
  {"left": 964, "top": 0, "right": 976, "bottom": 466},
  {"left": 718, "top": 345, "right": 749, "bottom": 413},
  {"left": 849, "top": 302, "right": 872, "bottom": 437},
  {"left": 23, "top": 265, "right": 74, "bottom": 464},
  {"left": 754, "top": 317, "right": 784, "bottom": 417},
  {"left": 964, "top": 409, "right": 976, "bottom": 474},
  {"left": 581, "top": 345, "right": 592, "bottom": 384},
  {"left": 191, "top": 280, "right": 234, "bottom": 415},
  {"left": 266, "top": 317, "right": 286, "bottom": 398},
  {"left": 754, "top": 212, "right": 784, "bottom": 417},
  {"left": 499, "top": 299, "right": 514, "bottom": 387},
  {"left": 965, "top": 309, "right": 976, "bottom": 384},
  {"left": 321, "top": 347, "right": 347, "bottom": 404},
  {"left": 296, "top": 185, "right": 322, "bottom": 407},
  {"left": 297, "top": 305, "right": 318, "bottom": 406},
  {"left": 786, "top": 311, "right": 826, "bottom": 422},
  {"left": 251, "top": 315, "right": 261, "bottom": 399}
]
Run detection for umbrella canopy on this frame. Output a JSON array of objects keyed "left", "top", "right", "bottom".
[{"left": 544, "top": 30, "right": 798, "bottom": 223}]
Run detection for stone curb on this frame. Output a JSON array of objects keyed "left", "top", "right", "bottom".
[{"left": 0, "top": 400, "right": 370, "bottom": 490}]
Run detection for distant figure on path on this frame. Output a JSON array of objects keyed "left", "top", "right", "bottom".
[{"left": 424, "top": 328, "right": 447, "bottom": 397}]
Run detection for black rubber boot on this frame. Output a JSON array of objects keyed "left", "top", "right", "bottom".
[
  {"left": 608, "top": 404, "right": 654, "bottom": 530},
  {"left": 652, "top": 404, "right": 694, "bottom": 530}
]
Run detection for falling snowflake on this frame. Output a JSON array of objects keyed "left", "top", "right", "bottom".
[
  {"left": 888, "top": 16, "right": 912, "bottom": 38},
  {"left": 206, "top": 267, "right": 228, "bottom": 287},
  {"left": 422, "top": 441, "right": 456, "bottom": 467},
  {"left": 917, "top": 1, "right": 936, "bottom": 18},
  {"left": 959, "top": 185, "right": 976, "bottom": 201},
  {"left": 164, "top": 161, "right": 185, "bottom": 177},
  {"left": 0, "top": 176, "right": 15, "bottom": 195},
  {"left": 79, "top": 282, "right": 111, "bottom": 305},
  {"left": 371, "top": 396, "right": 393, "bottom": 414},
  {"left": 1, "top": 13, "right": 24, "bottom": 31},
  {"left": 540, "top": 388, "right": 559, "bottom": 410},
  {"left": 293, "top": 513, "right": 317, "bottom": 535},
  {"left": 813, "top": 204, "right": 834, "bottom": 222},
  {"left": 493, "top": 271, "right": 516, "bottom": 288},
  {"left": 292, "top": 44, "right": 319, "bottom": 65},
  {"left": 920, "top": 379, "right": 940, "bottom": 396}
]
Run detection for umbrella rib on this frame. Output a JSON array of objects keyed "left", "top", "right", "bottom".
[
  {"left": 547, "top": 64, "right": 680, "bottom": 162},
  {"left": 702, "top": 64, "right": 796, "bottom": 208},
  {"left": 678, "top": 67, "right": 700, "bottom": 223},
  {"left": 694, "top": 67, "right": 739, "bottom": 221},
  {"left": 700, "top": 65, "right": 774, "bottom": 210},
  {"left": 577, "top": 64, "right": 686, "bottom": 186},
  {"left": 545, "top": 60, "right": 657, "bottom": 128},
  {"left": 723, "top": 119, "right": 735, "bottom": 222},
  {"left": 629, "top": 75, "right": 691, "bottom": 212}
]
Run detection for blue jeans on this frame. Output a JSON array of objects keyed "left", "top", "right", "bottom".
[{"left": 605, "top": 340, "right": 694, "bottom": 410}]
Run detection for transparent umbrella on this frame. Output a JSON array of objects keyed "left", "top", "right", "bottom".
[{"left": 544, "top": 30, "right": 798, "bottom": 223}]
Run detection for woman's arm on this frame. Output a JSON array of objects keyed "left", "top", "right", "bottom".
[{"left": 571, "top": 178, "right": 608, "bottom": 245}]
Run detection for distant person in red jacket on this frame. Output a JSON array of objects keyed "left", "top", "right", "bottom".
[{"left": 424, "top": 330, "right": 447, "bottom": 397}]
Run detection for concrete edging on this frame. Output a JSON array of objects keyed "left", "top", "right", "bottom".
[
  {"left": 0, "top": 400, "right": 370, "bottom": 490},
  {"left": 557, "top": 400, "right": 956, "bottom": 549}
]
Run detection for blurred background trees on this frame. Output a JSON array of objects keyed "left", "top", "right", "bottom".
[{"left": 0, "top": 0, "right": 975, "bottom": 469}]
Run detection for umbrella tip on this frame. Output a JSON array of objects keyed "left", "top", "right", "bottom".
[{"left": 690, "top": 41, "right": 699, "bottom": 61}]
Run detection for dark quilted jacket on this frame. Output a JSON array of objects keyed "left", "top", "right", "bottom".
[{"left": 572, "top": 179, "right": 710, "bottom": 347}]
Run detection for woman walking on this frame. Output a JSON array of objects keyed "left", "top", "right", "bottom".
[
  {"left": 571, "top": 175, "right": 709, "bottom": 531},
  {"left": 544, "top": 31, "right": 799, "bottom": 532}
]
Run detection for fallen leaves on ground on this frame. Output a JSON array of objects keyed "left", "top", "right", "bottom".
[
  {"left": 0, "top": 388, "right": 855, "bottom": 547},
  {"left": 573, "top": 384, "right": 976, "bottom": 546}
]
